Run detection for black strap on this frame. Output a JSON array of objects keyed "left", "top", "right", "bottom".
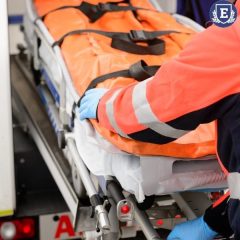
[
  {"left": 79, "top": 1, "right": 153, "bottom": 22},
  {"left": 79, "top": 60, "right": 160, "bottom": 105},
  {"left": 52, "top": 29, "right": 181, "bottom": 55},
  {"left": 71, "top": 60, "right": 160, "bottom": 126},
  {"left": 111, "top": 37, "right": 165, "bottom": 55},
  {"left": 39, "top": 0, "right": 154, "bottom": 23}
]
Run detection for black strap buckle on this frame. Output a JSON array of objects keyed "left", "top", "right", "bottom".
[
  {"left": 129, "top": 30, "right": 148, "bottom": 41},
  {"left": 97, "top": 3, "right": 112, "bottom": 12}
]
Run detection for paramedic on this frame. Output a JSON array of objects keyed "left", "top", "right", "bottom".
[{"left": 79, "top": 1, "right": 240, "bottom": 239}]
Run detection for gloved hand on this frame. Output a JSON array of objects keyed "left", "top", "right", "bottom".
[
  {"left": 167, "top": 216, "right": 217, "bottom": 240},
  {"left": 79, "top": 88, "right": 108, "bottom": 120}
]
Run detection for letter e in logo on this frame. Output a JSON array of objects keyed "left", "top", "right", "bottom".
[{"left": 220, "top": 7, "right": 229, "bottom": 18}]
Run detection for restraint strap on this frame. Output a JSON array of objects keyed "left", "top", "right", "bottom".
[
  {"left": 79, "top": 1, "right": 153, "bottom": 22},
  {"left": 52, "top": 29, "right": 180, "bottom": 55},
  {"left": 71, "top": 60, "right": 159, "bottom": 126},
  {"left": 79, "top": 60, "right": 160, "bottom": 104},
  {"left": 39, "top": 0, "right": 154, "bottom": 23}
]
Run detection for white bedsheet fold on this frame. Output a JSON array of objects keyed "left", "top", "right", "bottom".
[{"left": 74, "top": 118, "right": 226, "bottom": 202}]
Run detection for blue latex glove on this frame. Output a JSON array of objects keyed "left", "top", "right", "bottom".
[
  {"left": 167, "top": 216, "right": 218, "bottom": 240},
  {"left": 79, "top": 88, "right": 108, "bottom": 120}
]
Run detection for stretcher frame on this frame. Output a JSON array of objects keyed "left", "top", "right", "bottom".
[{"left": 21, "top": 0, "right": 225, "bottom": 239}]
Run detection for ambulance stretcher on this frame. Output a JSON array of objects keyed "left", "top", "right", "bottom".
[{"left": 21, "top": 0, "right": 228, "bottom": 239}]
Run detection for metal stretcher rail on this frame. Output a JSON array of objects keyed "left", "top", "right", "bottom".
[
  {"left": 11, "top": 54, "right": 79, "bottom": 222},
  {"left": 11, "top": 54, "right": 110, "bottom": 232}
]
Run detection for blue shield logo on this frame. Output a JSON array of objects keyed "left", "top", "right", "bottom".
[
  {"left": 216, "top": 4, "right": 232, "bottom": 23},
  {"left": 210, "top": 0, "right": 237, "bottom": 27}
]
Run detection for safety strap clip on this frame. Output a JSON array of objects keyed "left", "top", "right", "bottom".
[{"left": 129, "top": 30, "right": 149, "bottom": 41}]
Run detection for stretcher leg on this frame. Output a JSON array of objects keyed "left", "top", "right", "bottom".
[
  {"left": 128, "top": 195, "right": 162, "bottom": 240},
  {"left": 66, "top": 137, "right": 111, "bottom": 231},
  {"left": 104, "top": 198, "right": 121, "bottom": 239}
]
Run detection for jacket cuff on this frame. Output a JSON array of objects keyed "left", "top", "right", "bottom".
[
  {"left": 97, "top": 88, "right": 120, "bottom": 132},
  {"left": 204, "top": 196, "right": 233, "bottom": 237}
]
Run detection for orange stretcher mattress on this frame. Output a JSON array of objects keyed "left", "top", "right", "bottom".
[{"left": 34, "top": 0, "right": 216, "bottom": 158}]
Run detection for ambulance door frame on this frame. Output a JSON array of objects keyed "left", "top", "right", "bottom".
[{"left": 0, "top": 0, "right": 16, "bottom": 217}]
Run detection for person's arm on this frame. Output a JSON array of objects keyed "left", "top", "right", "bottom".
[
  {"left": 204, "top": 193, "right": 233, "bottom": 237},
  {"left": 97, "top": 19, "right": 240, "bottom": 143}
]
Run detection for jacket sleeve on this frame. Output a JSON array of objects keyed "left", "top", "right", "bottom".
[
  {"left": 204, "top": 192, "right": 233, "bottom": 238},
  {"left": 97, "top": 19, "right": 240, "bottom": 143}
]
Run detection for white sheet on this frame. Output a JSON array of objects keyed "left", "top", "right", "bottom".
[{"left": 74, "top": 118, "right": 227, "bottom": 202}]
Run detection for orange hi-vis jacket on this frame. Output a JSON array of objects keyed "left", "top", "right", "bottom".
[{"left": 97, "top": 1, "right": 240, "bottom": 237}]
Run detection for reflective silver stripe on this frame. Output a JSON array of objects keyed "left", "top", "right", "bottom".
[
  {"left": 105, "top": 89, "right": 130, "bottom": 139},
  {"left": 228, "top": 173, "right": 240, "bottom": 199},
  {"left": 132, "top": 80, "right": 189, "bottom": 139}
]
